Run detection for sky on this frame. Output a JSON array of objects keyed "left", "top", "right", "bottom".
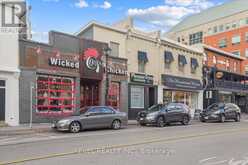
[{"left": 27, "top": 0, "right": 230, "bottom": 42}]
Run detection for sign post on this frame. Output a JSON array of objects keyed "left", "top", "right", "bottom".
[{"left": 30, "top": 82, "right": 34, "bottom": 128}]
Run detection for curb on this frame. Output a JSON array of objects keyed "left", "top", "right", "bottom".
[{"left": 0, "top": 121, "right": 139, "bottom": 136}]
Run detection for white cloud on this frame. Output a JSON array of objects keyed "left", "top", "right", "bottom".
[
  {"left": 94, "top": 1, "right": 112, "bottom": 9},
  {"left": 127, "top": 0, "right": 215, "bottom": 30},
  {"left": 75, "top": 0, "right": 89, "bottom": 8}
]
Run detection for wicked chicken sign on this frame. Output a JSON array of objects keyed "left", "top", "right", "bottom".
[{"left": 80, "top": 47, "right": 104, "bottom": 80}]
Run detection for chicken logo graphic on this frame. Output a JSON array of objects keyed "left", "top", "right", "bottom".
[{"left": 83, "top": 48, "right": 101, "bottom": 73}]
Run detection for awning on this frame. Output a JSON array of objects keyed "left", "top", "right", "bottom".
[
  {"left": 178, "top": 55, "right": 187, "bottom": 66},
  {"left": 191, "top": 58, "right": 199, "bottom": 68},
  {"left": 164, "top": 51, "right": 174, "bottom": 63},
  {"left": 138, "top": 51, "right": 148, "bottom": 62}
]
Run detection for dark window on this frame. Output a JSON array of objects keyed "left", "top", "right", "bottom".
[
  {"left": 138, "top": 51, "right": 148, "bottom": 73},
  {"left": 189, "top": 32, "right": 203, "bottom": 45},
  {"left": 178, "top": 55, "right": 187, "bottom": 66},
  {"left": 164, "top": 51, "right": 174, "bottom": 63},
  {"left": 191, "top": 58, "right": 199, "bottom": 73},
  {"left": 0, "top": 80, "right": 5, "bottom": 87}
]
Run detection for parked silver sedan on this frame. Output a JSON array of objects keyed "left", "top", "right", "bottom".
[{"left": 52, "top": 106, "right": 128, "bottom": 133}]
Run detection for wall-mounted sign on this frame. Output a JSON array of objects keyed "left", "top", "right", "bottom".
[
  {"left": 162, "top": 74, "right": 202, "bottom": 90},
  {"left": 84, "top": 48, "right": 102, "bottom": 73},
  {"left": 216, "top": 72, "right": 224, "bottom": 79},
  {"left": 106, "top": 66, "right": 128, "bottom": 76},
  {"left": 130, "top": 73, "right": 154, "bottom": 85},
  {"left": 49, "top": 57, "right": 79, "bottom": 69}
]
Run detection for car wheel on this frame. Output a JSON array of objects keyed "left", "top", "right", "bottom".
[
  {"left": 220, "top": 114, "right": 225, "bottom": 123},
  {"left": 69, "top": 121, "right": 81, "bottom": 133},
  {"left": 182, "top": 116, "right": 190, "bottom": 125},
  {"left": 156, "top": 116, "right": 165, "bottom": 127},
  {"left": 235, "top": 113, "right": 240, "bottom": 122},
  {"left": 139, "top": 123, "right": 146, "bottom": 126},
  {"left": 112, "top": 120, "right": 121, "bottom": 130},
  {"left": 200, "top": 117, "right": 206, "bottom": 122}
]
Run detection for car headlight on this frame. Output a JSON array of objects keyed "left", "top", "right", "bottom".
[
  {"left": 58, "top": 119, "right": 71, "bottom": 125},
  {"left": 146, "top": 114, "right": 156, "bottom": 119}
]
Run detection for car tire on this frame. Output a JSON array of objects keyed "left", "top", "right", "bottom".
[
  {"left": 69, "top": 121, "right": 81, "bottom": 133},
  {"left": 200, "top": 118, "right": 206, "bottom": 122},
  {"left": 220, "top": 114, "right": 225, "bottom": 123},
  {"left": 235, "top": 113, "right": 240, "bottom": 122},
  {"left": 156, "top": 116, "right": 165, "bottom": 127},
  {"left": 181, "top": 116, "right": 190, "bottom": 125},
  {"left": 139, "top": 123, "right": 146, "bottom": 126},
  {"left": 112, "top": 120, "right": 121, "bottom": 130}
]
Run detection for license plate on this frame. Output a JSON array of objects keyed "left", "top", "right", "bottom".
[
  {"left": 205, "top": 116, "right": 209, "bottom": 119},
  {"left": 140, "top": 118, "right": 144, "bottom": 121}
]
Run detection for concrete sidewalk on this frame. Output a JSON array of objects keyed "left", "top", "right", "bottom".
[{"left": 0, "top": 120, "right": 139, "bottom": 136}]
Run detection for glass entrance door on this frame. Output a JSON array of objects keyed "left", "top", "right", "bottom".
[{"left": 80, "top": 80, "right": 99, "bottom": 108}]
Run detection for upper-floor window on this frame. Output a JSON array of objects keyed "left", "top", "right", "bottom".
[
  {"left": 213, "top": 55, "right": 217, "bottom": 64},
  {"left": 164, "top": 51, "right": 174, "bottom": 69},
  {"left": 109, "top": 42, "right": 119, "bottom": 57},
  {"left": 178, "top": 55, "right": 187, "bottom": 72},
  {"left": 234, "top": 62, "right": 237, "bottom": 72},
  {"left": 232, "top": 35, "right": 240, "bottom": 45},
  {"left": 177, "top": 37, "right": 181, "bottom": 42},
  {"left": 218, "top": 38, "right": 227, "bottom": 48},
  {"left": 137, "top": 51, "right": 148, "bottom": 73},
  {"left": 225, "top": 23, "right": 231, "bottom": 30},
  {"left": 219, "top": 25, "right": 224, "bottom": 32},
  {"left": 226, "top": 59, "right": 230, "bottom": 70},
  {"left": 189, "top": 32, "right": 203, "bottom": 45},
  {"left": 208, "top": 28, "right": 212, "bottom": 35},
  {"left": 232, "top": 51, "right": 240, "bottom": 56},
  {"left": 190, "top": 58, "right": 199, "bottom": 73},
  {"left": 213, "top": 26, "right": 218, "bottom": 33},
  {"left": 232, "top": 21, "right": 238, "bottom": 29},
  {"left": 245, "top": 32, "right": 248, "bottom": 42},
  {"left": 246, "top": 49, "right": 248, "bottom": 58},
  {"left": 240, "top": 19, "right": 246, "bottom": 27}
]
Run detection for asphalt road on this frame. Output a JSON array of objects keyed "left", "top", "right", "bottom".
[{"left": 1, "top": 120, "right": 248, "bottom": 165}]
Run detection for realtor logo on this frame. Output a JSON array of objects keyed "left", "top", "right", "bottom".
[{"left": 1, "top": 1, "right": 26, "bottom": 27}]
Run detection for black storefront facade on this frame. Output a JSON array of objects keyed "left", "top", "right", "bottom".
[
  {"left": 203, "top": 67, "right": 248, "bottom": 113},
  {"left": 19, "top": 31, "right": 128, "bottom": 123},
  {"left": 161, "top": 74, "right": 203, "bottom": 117},
  {"left": 128, "top": 73, "right": 157, "bottom": 119}
]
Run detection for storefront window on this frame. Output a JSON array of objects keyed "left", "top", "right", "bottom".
[
  {"left": 107, "top": 82, "right": 120, "bottom": 110},
  {"left": 163, "top": 90, "right": 172, "bottom": 105},
  {"left": 163, "top": 90, "right": 198, "bottom": 110},
  {"left": 37, "top": 75, "right": 75, "bottom": 115},
  {"left": 130, "top": 86, "right": 144, "bottom": 108},
  {"left": 219, "top": 93, "right": 232, "bottom": 103}
]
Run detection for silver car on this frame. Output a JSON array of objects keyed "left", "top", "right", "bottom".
[{"left": 52, "top": 106, "right": 128, "bottom": 133}]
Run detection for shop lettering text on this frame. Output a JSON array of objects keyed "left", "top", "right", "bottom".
[{"left": 49, "top": 58, "right": 79, "bottom": 69}]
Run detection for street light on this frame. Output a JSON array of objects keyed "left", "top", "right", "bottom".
[{"left": 103, "top": 46, "right": 112, "bottom": 105}]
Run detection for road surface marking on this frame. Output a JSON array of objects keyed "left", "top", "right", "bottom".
[{"left": 199, "top": 157, "right": 217, "bottom": 164}]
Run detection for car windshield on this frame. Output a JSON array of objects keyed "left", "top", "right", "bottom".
[
  {"left": 147, "top": 104, "right": 162, "bottom": 112},
  {"left": 207, "top": 103, "right": 224, "bottom": 111}
]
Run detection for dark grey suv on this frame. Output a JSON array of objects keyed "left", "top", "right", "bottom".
[{"left": 137, "top": 103, "right": 191, "bottom": 127}]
